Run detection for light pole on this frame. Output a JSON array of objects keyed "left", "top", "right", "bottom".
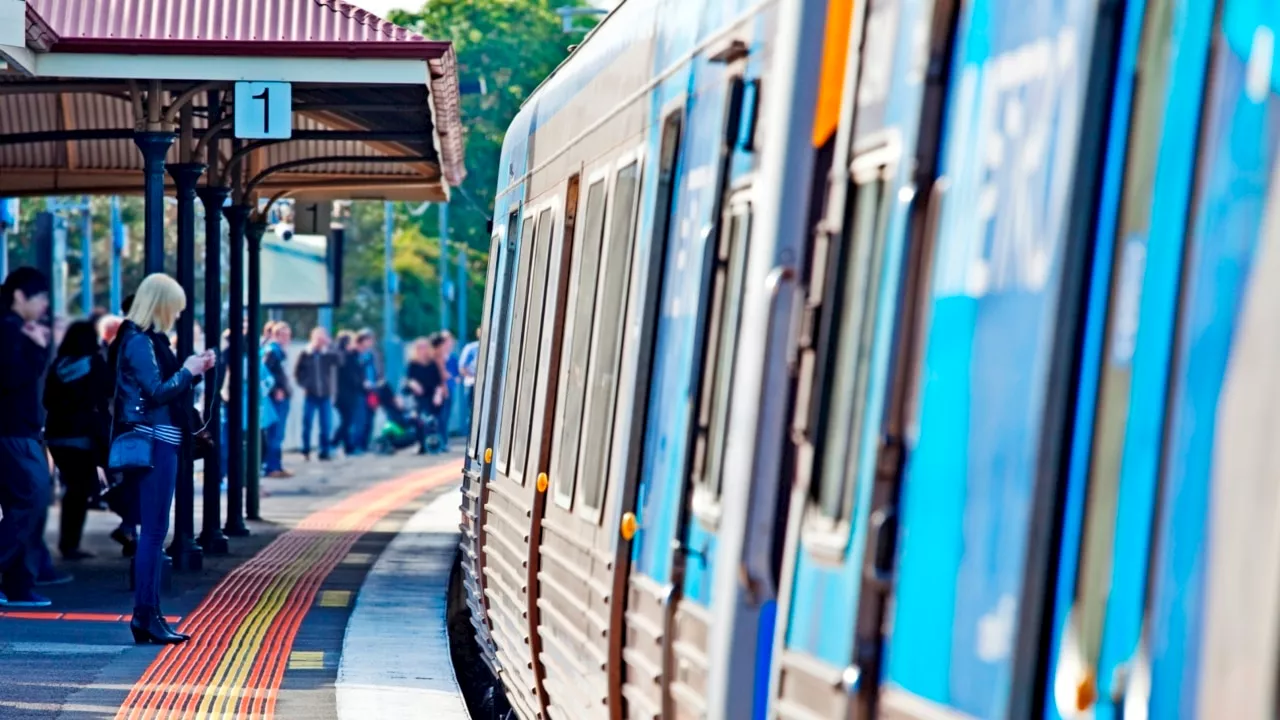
[
  {"left": 109, "top": 197, "right": 123, "bottom": 313},
  {"left": 80, "top": 198, "right": 93, "bottom": 314}
]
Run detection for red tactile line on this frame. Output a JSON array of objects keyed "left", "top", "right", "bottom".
[
  {"left": 127, "top": 515, "right": 386, "bottom": 718},
  {"left": 0, "top": 612, "right": 180, "bottom": 623},
  {"left": 122, "top": 523, "right": 362, "bottom": 718},
  {"left": 115, "top": 465, "right": 457, "bottom": 720}
]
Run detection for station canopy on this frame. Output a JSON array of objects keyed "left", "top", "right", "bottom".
[{"left": 0, "top": 0, "right": 465, "bottom": 201}]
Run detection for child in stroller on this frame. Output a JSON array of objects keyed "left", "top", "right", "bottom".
[{"left": 371, "top": 381, "right": 441, "bottom": 455}]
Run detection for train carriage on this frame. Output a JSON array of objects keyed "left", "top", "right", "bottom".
[
  {"left": 462, "top": 0, "right": 808, "bottom": 718},
  {"left": 462, "top": 0, "right": 1280, "bottom": 716}
]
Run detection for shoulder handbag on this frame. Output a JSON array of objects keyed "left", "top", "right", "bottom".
[{"left": 106, "top": 334, "right": 155, "bottom": 472}]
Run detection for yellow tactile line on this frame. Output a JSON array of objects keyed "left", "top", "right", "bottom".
[
  {"left": 195, "top": 534, "right": 343, "bottom": 718},
  {"left": 193, "top": 472, "right": 445, "bottom": 718}
]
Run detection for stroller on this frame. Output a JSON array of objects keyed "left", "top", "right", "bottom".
[{"left": 371, "top": 382, "right": 441, "bottom": 455}]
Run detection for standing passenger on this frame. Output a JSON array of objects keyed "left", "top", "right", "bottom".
[
  {"left": 295, "top": 327, "right": 339, "bottom": 461},
  {"left": 104, "top": 294, "right": 139, "bottom": 556},
  {"left": 458, "top": 328, "right": 480, "bottom": 436},
  {"left": 0, "top": 268, "right": 54, "bottom": 608},
  {"left": 44, "top": 320, "right": 112, "bottom": 560},
  {"left": 114, "top": 274, "right": 214, "bottom": 644},
  {"left": 262, "top": 322, "right": 293, "bottom": 478},
  {"left": 332, "top": 331, "right": 360, "bottom": 456},
  {"left": 353, "top": 329, "right": 379, "bottom": 454}
]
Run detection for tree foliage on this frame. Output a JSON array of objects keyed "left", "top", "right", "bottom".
[{"left": 390, "top": 0, "right": 588, "bottom": 254}]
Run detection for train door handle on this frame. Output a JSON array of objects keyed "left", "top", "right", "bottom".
[
  {"left": 739, "top": 264, "right": 797, "bottom": 604},
  {"left": 863, "top": 507, "right": 896, "bottom": 588}
]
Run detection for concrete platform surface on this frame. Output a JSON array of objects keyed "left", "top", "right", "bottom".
[
  {"left": 0, "top": 448, "right": 470, "bottom": 720},
  {"left": 336, "top": 491, "right": 468, "bottom": 720}
]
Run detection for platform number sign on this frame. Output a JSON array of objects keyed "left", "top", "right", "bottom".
[{"left": 234, "top": 81, "right": 293, "bottom": 140}]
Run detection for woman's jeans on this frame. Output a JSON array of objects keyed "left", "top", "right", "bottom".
[
  {"left": 133, "top": 440, "right": 178, "bottom": 610},
  {"left": 263, "top": 397, "right": 290, "bottom": 473},
  {"left": 347, "top": 402, "right": 369, "bottom": 455}
]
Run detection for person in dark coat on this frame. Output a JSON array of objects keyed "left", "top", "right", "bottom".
[
  {"left": 104, "top": 294, "right": 140, "bottom": 556},
  {"left": 295, "top": 327, "right": 340, "bottom": 461},
  {"left": 44, "top": 320, "right": 113, "bottom": 559},
  {"left": 113, "top": 274, "right": 214, "bottom": 644},
  {"left": 0, "top": 267, "right": 54, "bottom": 608}
]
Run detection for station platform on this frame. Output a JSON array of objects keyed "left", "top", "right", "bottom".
[{"left": 0, "top": 451, "right": 470, "bottom": 720}]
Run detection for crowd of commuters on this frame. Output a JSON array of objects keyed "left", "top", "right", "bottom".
[
  {"left": 0, "top": 268, "right": 210, "bottom": 647},
  {"left": 0, "top": 264, "right": 479, "bottom": 644}
]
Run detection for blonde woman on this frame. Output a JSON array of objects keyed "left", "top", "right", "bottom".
[{"left": 113, "top": 274, "right": 214, "bottom": 644}]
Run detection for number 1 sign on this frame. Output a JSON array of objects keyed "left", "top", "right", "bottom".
[{"left": 234, "top": 81, "right": 293, "bottom": 140}]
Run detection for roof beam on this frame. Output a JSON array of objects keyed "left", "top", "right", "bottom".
[
  {"left": 34, "top": 53, "right": 431, "bottom": 85},
  {"left": 0, "top": 44, "right": 36, "bottom": 75}
]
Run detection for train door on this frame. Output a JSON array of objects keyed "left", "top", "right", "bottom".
[
  {"left": 877, "top": 0, "right": 1115, "bottom": 715},
  {"left": 617, "top": 109, "right": 685, "bottom": 720},
  {"left": 1047, "top": 0, "right": 1219, "bottom": 716},
  {"left": 486, "top": 186, "right": 578, "bottom": 720},
  {"left": 1121, "top": 3, "right": 1280, "bottom": 716},
  {"left": 621, "top": 47, "right": 746, "bottom": 720},
  {"left": 536, "top": 153, "right": 644, "bottom": 720},
  {"left": 667, "top": 57, "right": 755, "bottom": 720},
  {"left": 1043, "top": 0, "right": 1179, "bottom": 715},
  {"left": 463, "top": 209, "right": 522, "bottom": 667},
  {"left": 773, "top": 0, "right": 960, "bottom": 715}
]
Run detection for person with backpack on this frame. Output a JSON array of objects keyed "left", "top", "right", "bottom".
[{"left": 44, "top": 320, "right": 113, "bottom": 560}]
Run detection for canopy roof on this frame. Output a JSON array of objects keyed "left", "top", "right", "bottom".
[{"left": 0, "top": 0, "right": 465, "bottom": 201}]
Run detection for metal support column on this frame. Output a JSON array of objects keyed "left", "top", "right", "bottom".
[
  {"left": 197, "top": 185, "right": 230, "bottom": 555},
  {"left": 222, "top": 203, "right": 251, "bottom": 537},
  {"left": 0, "top": 198, "right": 14, "bottom": 280},
  {"left": 245, "top": 216, "right": 266, "bottom": 521},
  {"left": 133, "top": 132, "right": 177, "bottom": 275},
  {"left": 166, "top": 161, "right": 206, "bottom": 571},
  {"left": 109, "top": 197, "right": 123, "bottom": 313},
  {"left": 437, "top": 203, "right": 449, "bottom": 334},
  {"left": 80, "top": 199, "right": 93, "bottom": 314}
]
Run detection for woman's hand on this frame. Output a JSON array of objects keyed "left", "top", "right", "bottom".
[
  {"left": 406, "top": 379, "right": 423, "bottom": 395},
  {"left": 183, "top": 353, "right": 213, "bottom": 375}
]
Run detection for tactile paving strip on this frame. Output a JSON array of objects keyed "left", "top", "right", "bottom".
[{"left": 114, "top": 464, "right": 459, "bottom": 720}]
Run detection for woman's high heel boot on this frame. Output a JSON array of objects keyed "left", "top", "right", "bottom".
[
  {"left": 157, "top": 610, "right": 190, "bottom": 641},
  {"left": 130, "top": 605, "right": 187, "bottom": 645}
]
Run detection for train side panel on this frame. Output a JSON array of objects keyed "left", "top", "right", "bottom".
[
  {"left": 881, "top": 0, "right": 1104, "bottom": 713},
  {"left": 1090, "top": 0, "right": 1215, "bottom": 715},
  {"left": 1145, "top": 4, "right": 1280, "bottom": 713}
]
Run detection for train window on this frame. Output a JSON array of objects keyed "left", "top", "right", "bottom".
[
  {"left": 552, "top": 177, "right": 609, "bottom": 508},
  {"left": 510, "top": 206, "right": 557, "bottom": 480},
  {"left": 814, "top": 172, "right": 892, "bottom": 521},
  {"left": 468, "top": 227, "right": 504, "bottom": 458},
  {"left": 496, "top": 212, "right": 539, "bottom": 472},
  {"left": 1069, "top": 0, "right": 1177, "bottom": 672},
  {"left": 691, "top": 197, "right": 752, "bottom": 511},
  {"left": 577, "top": 161, "right": 642, "bottom": 514},
  {"left": 472, "top": 213, "right": 519, "bottom": 455}
]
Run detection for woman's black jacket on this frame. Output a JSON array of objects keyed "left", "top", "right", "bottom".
[{"left": 112, "top": 320, "right": 197, "bottom": 433}]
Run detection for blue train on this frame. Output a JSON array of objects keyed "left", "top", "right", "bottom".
[{"left": 458, "top": 0, "right": 1280, "bottom": 716}]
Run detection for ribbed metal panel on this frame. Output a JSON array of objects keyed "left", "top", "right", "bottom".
[
  {"left": 4, "top": 0, "right": 465, "bottom": 194},
  {"left": 28, "top": 0, "right": 421, "bottom": 45}
]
